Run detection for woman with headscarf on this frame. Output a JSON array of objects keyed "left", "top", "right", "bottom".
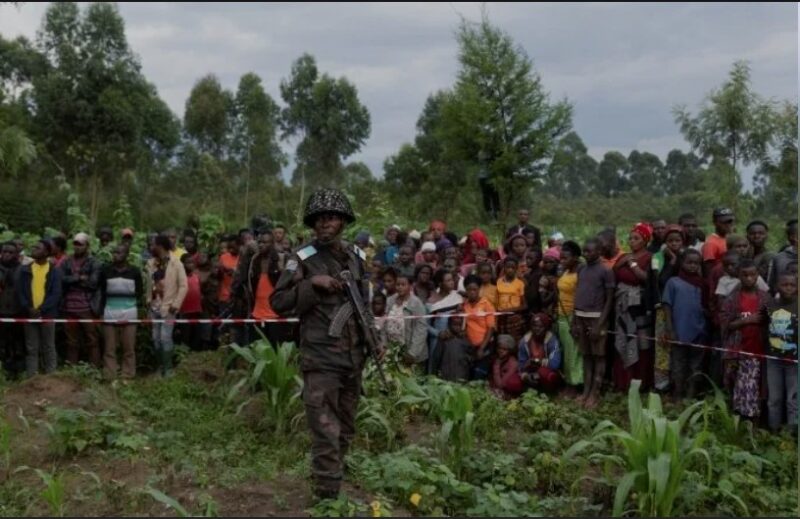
[
  {"left": 612, "top": 222, "right": 655, "bottom": 392},
  {"left": 462, "top": 229, "right": 490, "bottom": 265}
]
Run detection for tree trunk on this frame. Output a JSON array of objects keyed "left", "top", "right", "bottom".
[
  {"left": 90, "top": 171, "right": 101, "bottom": 227},
  {"left": 243, "top": 148, "right": 251, "bottom": 227}
]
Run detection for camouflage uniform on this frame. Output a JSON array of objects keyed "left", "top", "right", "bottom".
[{"left": 270, "top": 189, "right": 369, "bottom": 499}]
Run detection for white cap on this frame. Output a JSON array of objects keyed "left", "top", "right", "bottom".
[
  {"left": 73, "top": 232, "right": 90, "bottom": 244},
  {"left": 408, "top": 230, "right": 421, "bottom": 240},
  {"left": 550, "top": 231, "right": 564, "bottom": 241},
  {"left": 421, "top": 241, "right": 436, "bottom": 252}
]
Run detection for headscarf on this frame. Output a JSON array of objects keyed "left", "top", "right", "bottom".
[
  {"left": 631, "top": 222, "right": 653, "bottom": 244},
  {"left": 435, "top": 238, "right": 453, "bottom": 252},
  {"left": 463, "top": 228, "right": 490, "bottom": 264},
  {"left": 543, "top": 247, "right": 560, "bottom": 261}
]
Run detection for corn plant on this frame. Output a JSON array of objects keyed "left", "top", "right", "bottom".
[
  {"left": 566, "top": 380, "right": 711, "bottom": 517},
  {"left": 33, "top": 468, "right": 66, "bottom": 517},
  {"left": 698, "top": 375, "right": 755, "bottom": 449},
  {"left": 143, "top": 487, "right": 191, "bottom": 517},
  {"left": 227, "top": 339, "right": 303, "bottom": 433},
  {"left": 436, "top": 385, "right": 476, "bottom": 475},
  {"left": 356, "top": 397, "right": 396, "bottom": 451}
]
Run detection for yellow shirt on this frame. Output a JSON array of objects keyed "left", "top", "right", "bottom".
[
  {"left": 170, "top": 247, "right": 187, "bottom": 261},
  {"left": 496, "top": 277, "right": 525, "bottom": 311},
  {"left": 31, "top": 261, "right": 50, "bottom": 309},
  {"left": 557, "top": 271, "right": 578, "bottom": 316}
]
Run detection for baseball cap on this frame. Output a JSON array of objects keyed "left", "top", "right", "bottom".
[
  {"left": 421, "top": 241, "right": 436, "bottom": 253},
  {"left": 408, "top": 230, "right": 421, "bottom": 240},
  {"left": 713, "top": 207, "right": 734, "bottom": 220},
  {"left": 73, "top": 232, "right": 90, "bottom": 244}
]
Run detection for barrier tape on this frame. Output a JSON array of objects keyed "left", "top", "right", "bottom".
[
  {"left": 3, "top": 313, "right": 795, "bottom": 365},
  {"left": 606, "top": 330, "right": 798, "bottom": 365},
  {"left": 0, "top": 310, "right": 512, "bottom": 326}
]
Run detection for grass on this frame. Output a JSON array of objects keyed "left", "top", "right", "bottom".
[{"left": 0, "top": 349, "right": 796, "bottom": 517}]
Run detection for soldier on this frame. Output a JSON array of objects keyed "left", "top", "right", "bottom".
[{"left": 271, "top": 188, "right": 383, "bottom": 501}]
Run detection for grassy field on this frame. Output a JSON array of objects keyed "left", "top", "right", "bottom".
[{"left": 0, "top": 343, "right": 797, "bottom": 517}]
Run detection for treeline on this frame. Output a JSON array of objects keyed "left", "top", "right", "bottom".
[{"left": 0, "top": 3, "right": 795, "bottom": 240}]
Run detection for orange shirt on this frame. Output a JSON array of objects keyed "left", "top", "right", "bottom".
[
  {"left": 252, "top": 273, "right": 278, "bottom": 319},
  {"left": 463, "top": 297, "right": 496, "bottom": 347},
  {"left": 218, "top": 252, "right": 238, "bottom": 302},
  {"left": 702, "top": 233, "right": 727, "bottom": 265},
  {"left": 600, "top": 250, "right": 625, "bottom": 270},
  {"left": 496, "top": 277, "right": 525, "bottom": 311}
]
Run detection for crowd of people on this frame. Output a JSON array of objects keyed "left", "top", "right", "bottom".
[{"left": 0, "top": 207, "right": 796, "bottom": 433}]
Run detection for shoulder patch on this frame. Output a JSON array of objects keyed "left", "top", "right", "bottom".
[
  {"left": 286, "top": 259, "right": 298, "bottom": 273},
  {"left": 353, "top": 244, "right": 367, "bottom": 261},
  {"left": 297, "top": 245, "right": 318, "bottom": 261}
]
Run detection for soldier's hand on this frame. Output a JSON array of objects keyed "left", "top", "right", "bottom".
[{"left": 311, "top": 275, "right": 342, "bottom": 293}]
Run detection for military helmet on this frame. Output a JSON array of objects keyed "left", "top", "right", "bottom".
[{"left": 303, "top": 188, "right": 356, "bottom": 228}]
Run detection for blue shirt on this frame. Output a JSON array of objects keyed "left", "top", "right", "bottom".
[{"left": 662, "top": 277, "right": 707, "bottom": 343}]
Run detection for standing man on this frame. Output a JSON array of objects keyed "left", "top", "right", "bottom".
[
  {"left": 100, "top": 244, "right": 142, "bottom": 380},
  {"left": 17, "top": 240, "right": 61, "bottom": 377},
  {"left": 506, "top": 209, "right": 542, "bottom": 251},
  {"left": 703, "top": 207, "right": 735, "bottom": 272},
  {"left": 746, "top": 220, "right": 774, "bottom": 282},
  {"left": 60, "top": 232, "right": 102, "bottom": 367},
  {"left": 647, "top": 219, "right": 668, "bottom": 254},
  {"left": 271, "top": 188, "right": 383, "bottom": 501},
  {"left": 768, "top": 219, "right": 798, "bottom": 292},
  {"left": 678, "top": 213, "right": 703, "bottom": 252},
  {"left": 0, "top": 241, "right": 24, "bottom": 378}
]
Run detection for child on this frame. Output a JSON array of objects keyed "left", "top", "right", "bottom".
[
  {"left": 765, "top": 273, "right": 798, "bottom": 432},
  {"left": 557, "top": 241, "right": 583, "bottom": 392},
  {"left": 519, "top": 313, "right": 562, "bottom": 394},
  {"left": 478, "top": 262, "right": 498, "bottom": 308},
  {"left": 385, "top": 274, "right": 428, "bottom": 367},
  {"left": 571, "top": 238, "right": 614, "bottom": 407},
  {"left": 462, "top": 275, "right": 496, "bottom": 379},
  {"left": 496, "top": 257, "right": 527, "bottom": 341},
  {"left": 716, "top": 251, "right": 769, "bottom": 300},
  {"left": 720, "top": 258, "right": 770, "bottom": 419},
  {"left": 538, "top": 275, "right": 557, "bottom": 319},
  {"left": 542, "top": 248, "right": 560, "bottom": 278},
  {"left": 371, "top": 292, "right": 387, "bottom": 333},
  {"left": 662, "top": 249, "right": 708, "bottom": 399},
  {"left": 179, "top": 253, "right": 204, "bottom": 351},
  {"left": 438, "top": 315, "right": 473, "bottom": 382},
  {"left": 394, "top": 245, "right": 416, "bottom": 278},
  {"left": 382, "top": 267, "right": 397, "bottom": 298},
  {"left": 490, "top": 334, "right": 524, "bottom": 399}
]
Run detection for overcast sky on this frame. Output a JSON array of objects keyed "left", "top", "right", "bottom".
[{"left": 1, "top": 2, "right": 796, "bottom": 188}]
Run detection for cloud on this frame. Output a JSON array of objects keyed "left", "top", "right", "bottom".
[{"left": 0, "top": 2, "right": 795, "bottom": 190}]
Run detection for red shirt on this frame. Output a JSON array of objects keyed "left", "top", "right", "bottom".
[
  {"left": 491, "top": 356, "right": 523, "bottom": 397},
  {"left": 703, "top": 233, "right": 727, "bottom": 266},
  {"left": 180, "top": 273, "right": 203, "bottom": 314},
  {"left": 738, "top": 291, "right": 764, "bottom": 355},
  {"left": 614, "top": 252, "right": 652, "bottom": 286}
]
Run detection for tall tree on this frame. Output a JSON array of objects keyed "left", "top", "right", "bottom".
[
  {"left": 626, "top": 150, "right": 664, "bottom": 194},
  {"left": 183, "top": 74, "right": 233, "bottom": 159},
  {"left": 229, "top": 72, "right": 285, "bottom": 224},
  {"left": 754, "top": 101, "right": 798, "bottom": 215},
  {"left": 662, "top": 149, "right": 703, "bottom": 195},
  {"left": 279, "top": 53, "right": 370, "bottom": 193},
  {"left": 594, "top": 151, "right": 629, "bottom": 197},
  {"left": 440, "top": 11, "right": 572, "bottom": 223},
  {"left": 673, "top": 60, "right": 775, "bottom": 183},
  {"left": 541, "top": 131, "right": 596, "bottom": 197},
  {"left": 30, "top": 2, "right": 180, "bottom": 222}
]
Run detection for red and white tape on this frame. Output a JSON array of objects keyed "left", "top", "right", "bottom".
[{"left": 3, "top": 314, "right": 795, "bottom": 365}]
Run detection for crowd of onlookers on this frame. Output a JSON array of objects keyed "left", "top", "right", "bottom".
[{"left": 0, "top": 208, "right": 796, "bottom": 432}]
